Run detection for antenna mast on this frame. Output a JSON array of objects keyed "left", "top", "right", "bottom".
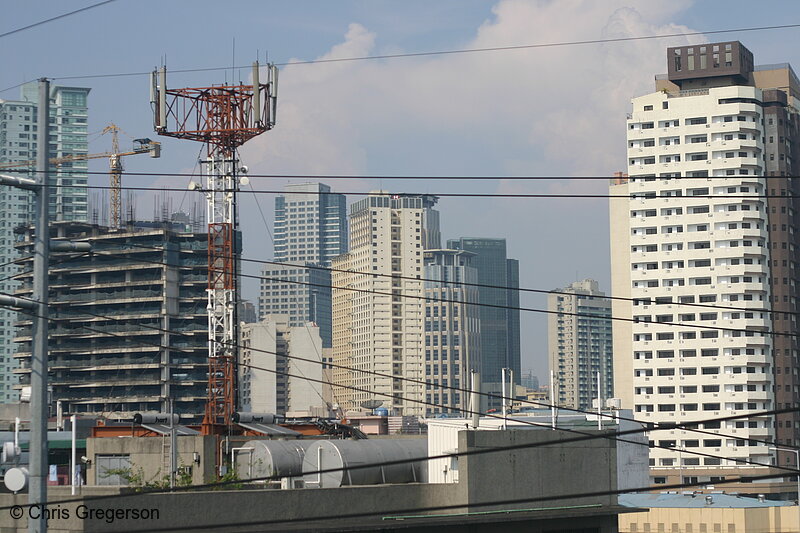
[{"left": 151, "top": 62, "right": 278, "bottom": 434}]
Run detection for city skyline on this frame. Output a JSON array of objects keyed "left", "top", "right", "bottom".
[{"left": 6, "top": 2, "right": 800, "bottom": 381}]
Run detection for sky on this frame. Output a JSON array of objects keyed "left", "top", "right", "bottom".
[{"left": 2, "top": 0, "right": 800, "bottom": 381}]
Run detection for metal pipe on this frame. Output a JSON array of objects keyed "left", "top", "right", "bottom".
[
  {"left": 501, "top": 368, "right": 507, "bottom": 430},
  {"left": 470, "top": 371, "right": 480, "bottom": 429},
  {"left": 550, "top": 370, "right": 556, "bottom": 430},
  {"left": 170, "top": 400, "right": 177, "bottom": 488},
  {"left": 0, "top": 294, "right": 35, "bottom": 310},
  {"left": 30, "top": 76, "right": 51, "bottom": 533},
  {"left": 0, "top": 173, "right": 38, "bottom": 191},
  {"left": 70, "top": 415, "right": 77, "bottom": 496},
  {"left": 597, "top": 371, "right": 602, "bottom": 431}
]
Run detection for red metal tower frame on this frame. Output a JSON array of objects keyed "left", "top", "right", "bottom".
[{"left": 152, "top": 63, "right": 277, "bottom": 435}]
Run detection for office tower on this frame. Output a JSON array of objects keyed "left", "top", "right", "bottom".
[
  {"left": 332, "top": 192, "right": 440, "bottom": 416},
  {"left": 13, "top": 221, "right": 208, "bottom": 421},
  {"left": 521, "top": 371, "right": 540, "bottom": 391},
  {"left": 447, "top": 238, "right": 521, "bottom": 406},
  {"left": 422, "top": 249, "right": 481, "bottom": 416},
  {"left": 239, "top": 315, "right": 325, "bottom": 415},
  {"left": 238, "top": 301, "right": 258, "bottom": 324},
  {"left": 547, "top": 279, "right": 613, "bottom": 411},
  {"left": 258, "top": 182, "right": 347, "bottom": 347},
  {"left": 0, "top": 83, "right": 90, "bottom": 402},
  {"left": 611, "top": 41, "right": 800, "bottom": 481}
]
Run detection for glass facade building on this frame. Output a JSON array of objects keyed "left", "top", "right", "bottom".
[
  {"left": 446, "top": 238, "right": 521, "bottom": 390},
  {"left": 0, "top": 83, "right": 90, "bottom": 401},
  {"left": 258, "top": 182, "right": 347, "bottom": 347}
]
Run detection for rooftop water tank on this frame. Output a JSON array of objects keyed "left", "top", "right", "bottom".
[
  {"left": 235, "top": 439, "right": 312, "bottom": 481},
  {"left": 302, "top": 438, "right": 427, "bottom": 488}
]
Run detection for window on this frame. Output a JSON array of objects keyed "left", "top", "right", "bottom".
[{"left": 96, "top": 455, "right": 132, "bottom": 485}]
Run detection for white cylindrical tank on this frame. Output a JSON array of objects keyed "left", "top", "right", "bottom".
[
  {"left": 302, "top": 439, "right": 427, "bottom": 488},
  {"left": 235, "top": 440, "right": 312, "bottom": 481}
]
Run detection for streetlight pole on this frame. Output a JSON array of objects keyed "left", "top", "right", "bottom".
[{"left": 770, "top": 445, "right": 800, "bottom": 525}]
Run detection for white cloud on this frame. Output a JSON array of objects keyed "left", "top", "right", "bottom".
[{"left": 238, "top": 0, "right": 704, "bottom": 377}]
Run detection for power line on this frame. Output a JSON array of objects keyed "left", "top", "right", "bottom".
[
  {"left": 10, "top": 244, "right": 790, "bottom": 341},
  {"left": 87, "top": 239, "right": 785, "bottom": 317},
  {"left": 1, "top": 21, "right": 797, "bottom": 91},
  {"left": 8, "top": 295, "right": 799, "bottom": 482},
  {"left": 3, "top": 287, "right": 790, "bottom": 451},
  {"left": 0, "top": 0, "right": 118, "bottom": 40},
  {"left": 2, "top": 179, "right": 798, "bottom": 201},
  {"left": 8, "top": 168, "right": 800, "bottom": 182}
]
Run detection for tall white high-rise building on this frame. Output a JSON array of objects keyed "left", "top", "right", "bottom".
[
  {"left": 0, "top": 82, "right": 90, "bottom": 401},
  {"left": 611, "top": 41, "right": 778, "bottom": 484},
  {"left": 259, "top": 182, "right": 347, "bottom": 347},
  {"left": 332, "top": 192, "right": 440, "bottom": 416}
]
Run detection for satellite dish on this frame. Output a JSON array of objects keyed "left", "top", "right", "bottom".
[
  {"left": 4, "top": 467, "right": 28, "bottom": 492},
  {"left": 360, "top": 400, "right": 383, "bottom": 410}
]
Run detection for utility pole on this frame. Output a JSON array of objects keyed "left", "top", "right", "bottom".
[{"left": 29, "top": 77, "right": 51, "bottom": 533}]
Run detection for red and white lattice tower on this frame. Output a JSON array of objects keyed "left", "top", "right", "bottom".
[{"left": 151, "top": 63, "right": 278, "bottom": 433}]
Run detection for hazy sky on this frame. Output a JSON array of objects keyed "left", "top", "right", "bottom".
[{"left": 3, "top": 0, "right": 800, "bottom": 379}]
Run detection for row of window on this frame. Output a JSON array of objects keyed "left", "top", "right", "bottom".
[
  {"left": 636, "top": 384, "right": 763, "bottom": 394},
  {"left": 633, "top": 347, "right": 766, "bottom": 359},
  {"left": 631, "top": 113, "right": 759, "bottom": 130},
  {"left": 634, "top": 365, "right": 767, "bottom": 377},
  {"left": 636, "top": 402, "right": 768, "bottom": 413}
]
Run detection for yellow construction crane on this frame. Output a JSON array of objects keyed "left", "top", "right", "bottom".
[{"left": 0, "top": 123, "right": 161, "bottom": 228}]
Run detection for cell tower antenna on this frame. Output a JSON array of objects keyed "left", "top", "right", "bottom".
[{"left": 151, "top": 61, "right": 278, "bottom": 436}]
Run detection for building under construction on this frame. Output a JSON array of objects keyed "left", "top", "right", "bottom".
[{"left": 12, "top": 219, "right": 208, "bottom": 422}]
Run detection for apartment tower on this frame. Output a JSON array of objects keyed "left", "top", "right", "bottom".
[
  {"left": 547, "top": 279, "right": 613, "bottom": 411},
  {"left": 423, "top": 249, "right": 481, "bottom": 416},
  {"left": 332, "top": 192, "right": 440, "bottom": 416},
  {"left": 0, "top": 82, "right": 90, "bottom": 401},
  {"left": 611, "top": 42, "right": 800, "bottom": 484},
  {"left": 259, "top": 182, "right": 347, "bottom": 347}
]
